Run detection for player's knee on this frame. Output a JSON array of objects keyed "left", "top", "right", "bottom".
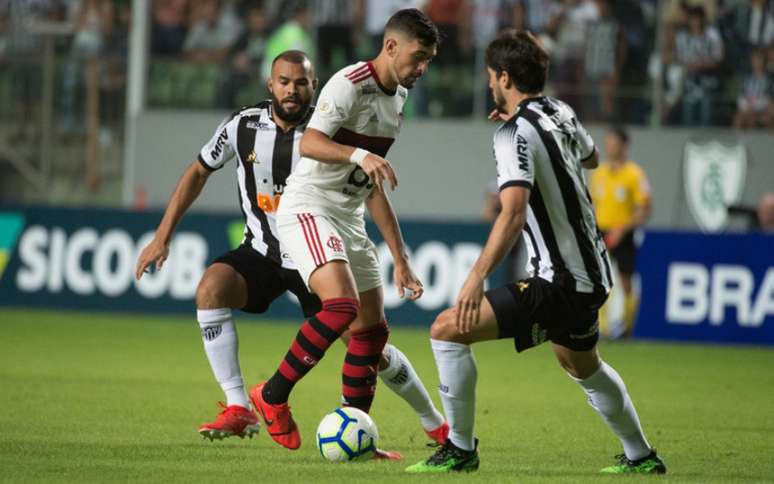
[
  {"left": 429, "top": 309, "right": 463, "bottom": 342},
  {"left": 196, "top": 270, "right": 230, "bottom": 309},
  {"left": 557, "top": 351, "right": 600, "bottom": 380}
]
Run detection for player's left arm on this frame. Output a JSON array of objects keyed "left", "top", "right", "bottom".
[
  {"left": 456, "top": 186, "right": 529, "bottom": 333},
  {"left": 365, "top": 190, "right": 423, "bottom": 301}
]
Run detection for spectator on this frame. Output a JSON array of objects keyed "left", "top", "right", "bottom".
[
  {"left": 99, "top": 0, "right": 130, "bottom": 143},
  {"left": 583, "top": 0, "right": 625, "bottom": 121},
  {"left": 730, "top": 0, "right": 773, "bottom": 53},
  {"left": 218, "top": 2, "right": 269, "bottom": 107},
  {"left": 423, "top": 0, "right": 473, "bottom": 116},
  {"left": 183, "top": 0, "right": 241, "bottom": 63},
  {"left": 548, "top": 0, "right": 599, "bottom": 114},
  {"left": 512, "top": 0, "right": 561, "bottom": 36},
  {"left": 734, "top": 49, "right": 773, "bottom": 129},
  {"left": 425, "top": 0, "right": 471, "bottom": 64},
  {"left": 61, "top": 0, "right": 114, "bottom": 133},
  {"left": 261, "top": 1, "right": 315, "bottom": 82},
  {"left": 151, "top": 0, "right": 189, "bottom": 57},
  {"left": 589, "top": 126, "right": 651, "bottom": 338},
  {"left": 758, "top": 193, "right": 774, "bottom": 232},
  {"left": 364, "top": 0, "right": 423, "bottom": 56},
  {"left": 673, "top": 5, "right": 724, "bottom": 126},
  {"left": 6, "top": 0, "right": 68, "bottom": 142},
  {"left": 312, "top": 0, "right": 363, "bottom": 81},
  {"left": 610, "top": 0, "right": 651, "bottom": 124}
]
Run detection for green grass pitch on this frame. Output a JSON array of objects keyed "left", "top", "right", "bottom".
[{"left": 1, "top": 308, "right": 773, "bottom": 483}]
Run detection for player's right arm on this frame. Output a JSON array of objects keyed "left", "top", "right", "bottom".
[
  {"left": 135, "top": 116, "right": 236, "bottom": 279},
  {"left": 300, "top": 75, "right": 397, "bottom": 192},
  {"left": 575, "top": 117, "right": 599, "bottom": 169},
  {"left": 455, "top": 122, "right": 536, "bottom": 332},
  {"left": 134, "top": 160, "right": 212, "bottom": 279}
]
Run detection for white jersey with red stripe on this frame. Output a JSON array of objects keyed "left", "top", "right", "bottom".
[{"left": 279, "top": 61, "right": 408, "bottom": 219}]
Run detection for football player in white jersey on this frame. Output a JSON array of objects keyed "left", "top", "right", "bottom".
[
  {"left": 135, "top": 51, "right": 447, "bottom": 448},
  {"left": 252, "top": 10, "right": 443, "bottom": 456}
]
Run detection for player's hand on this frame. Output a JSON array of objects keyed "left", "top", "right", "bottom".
[
  {"left": 135, "top": 237, "right": 169, "bottom": 280},
  {"left": 360, "top": 153, "right": 398, "bottom": 193},
  {"left": 455, "top": 271, "right": 485, "bottom": 334},
  {"left": 394, "top": 260, "right": 423, "bottom": 301},
  {"left": 488, "top": 109, "right": 511, "bottom": 122}
]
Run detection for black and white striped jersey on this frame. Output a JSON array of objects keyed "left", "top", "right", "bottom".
[
  {"left": 198, "top": 100, "right": 312, "bottom": 270},
  {"left": 494, "top": 96, "right": 612, "bottom": 295}
]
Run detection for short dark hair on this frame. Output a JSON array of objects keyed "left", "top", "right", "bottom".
[
  {"left": 384, "top": 8, "right": 440, "bottom": 47},
  {"left": 608, "top": 126, "right": 629, "bottom": 145},
  {"left": 271, "top": 50, "right": 311, "bottom": 69},
  {"left": 485, "top": 30, "right": 549, "bottom": 94}
]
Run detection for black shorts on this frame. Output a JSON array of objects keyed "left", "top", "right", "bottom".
[
  {"left": 485, "top": 276, "right": 606, "bottom": 352},
  {"left": 604, "top": 229, "right": 636, "bottom": 275},
  {"left": 212, "top": 245, "right": 321, "bottom": 316}
]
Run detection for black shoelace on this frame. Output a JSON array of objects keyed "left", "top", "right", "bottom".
[{"left": 427, "top": 442, "right": 464, "bottom": 465}]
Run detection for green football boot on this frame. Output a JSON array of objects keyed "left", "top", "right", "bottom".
[
  {"left": 405, "top": 439, "right": 479, "bottom": 473},
  {"left": 600, "top": 450, "right": 667, "bottom": 474}
]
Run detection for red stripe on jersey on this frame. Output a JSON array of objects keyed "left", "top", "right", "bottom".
[
  {"left": 297, "top": 213, "right": 322, "bottom": 266},
  {"left": 348, "top": 72, "right": 372, "bottom": 84},
  {"left": 332, "top": 127, "right": 395, "bottom": 158},
  {"left": 304, "top": 214, "right": 327, "bottom": 264},
  {"left": 345, "top": 64, "right": 369, "bottom": 80}
]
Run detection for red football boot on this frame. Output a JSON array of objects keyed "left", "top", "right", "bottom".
[
  {"left": 198, "top": 402, "right": 260, "bottom": 441},
  {"left": 425, "top": 421, "right": 450, "bottom": 446},
  {"left": 249, "top": 382, "right": 301, "bottom": 450}
]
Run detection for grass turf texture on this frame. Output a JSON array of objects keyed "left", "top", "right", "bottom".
[{"left": 1, "top": 308, "right": 773, "bottom": 483}]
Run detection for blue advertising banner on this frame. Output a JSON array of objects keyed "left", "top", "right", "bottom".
[
  {"left": 634, "top": 230, "right": 774, "bottom": 345},
  {"left": 0, "top": 205, "right": 501, "bottom": 325}
]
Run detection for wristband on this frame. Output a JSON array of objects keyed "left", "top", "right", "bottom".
[{"left": 349, "top": 148, "right": 369, "bottom": 166}]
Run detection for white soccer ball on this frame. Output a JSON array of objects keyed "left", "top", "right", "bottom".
[{"left": 316, "top": 407, "right": 378, "bottom": 461}]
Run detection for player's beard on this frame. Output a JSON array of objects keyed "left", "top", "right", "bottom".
[
  {"left": 491, "top": 84, "right": 507, "bottom": 113},
  {"left": 399, "top": 76, "right": 417, "bottom": 89},
  {"left": 271, "top": 93, "right": 311, "bottom": 124}
]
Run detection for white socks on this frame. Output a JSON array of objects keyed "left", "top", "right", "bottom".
[
  {"left": 431, "top": 339, "right": 477, "bottom": 451},
  {"left": 572, "top": 361, "right": 652, "bottom": 461},
  {"left": 197, "top": 308, "right": 250, "bottom": 409},
  {"left": 378, "top": 344, "right": 445, "bottom": 432}
]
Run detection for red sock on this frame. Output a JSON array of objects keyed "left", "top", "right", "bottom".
[
  {"left": 262, "top": 297, "right": 359, "bottom": 404},
  {"left": 342, "top": 320, "right": 390, "bottom": 412}
]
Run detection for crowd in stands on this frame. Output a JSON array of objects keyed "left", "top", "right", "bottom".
[
  {"left": 0, "top": 0, "right": 130, "bottom": 142},
  {"left": 0, "top": 0, "right": 771, "bottom": 128}
]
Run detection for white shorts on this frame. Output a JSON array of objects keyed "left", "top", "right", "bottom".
[{"left": 277, "top": 211, "right": 382, "bottom": 293}]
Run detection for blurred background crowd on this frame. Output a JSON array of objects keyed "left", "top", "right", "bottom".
[
  {"left": 0, "top": 0, "right": 772, "bottom": 203},
  {"left": 3, "top": 0, "right": 773, "bottom": 124}
]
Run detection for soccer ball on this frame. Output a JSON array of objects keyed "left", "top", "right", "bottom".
[{"left": 316, "top": 407, "right": 378, "bottom": 461}]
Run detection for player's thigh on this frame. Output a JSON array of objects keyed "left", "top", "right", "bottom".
[
  {"left": 551, "top": 342, "right": 601, "bottom": 379},
  {"left": 196, "top": 262, "right": 248, "bottom": 309},
  {"left": 277, "top": 212, "right": 357, "bottom": 300},
  {"left": 309, "top": 260, "right": 359, "bottom": 301},
  {"left": 429, "top": 298, "right": 501, "bottom": 345},
  {"left": 349, "top": 286, "right": 385, "bottom": 332}
]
